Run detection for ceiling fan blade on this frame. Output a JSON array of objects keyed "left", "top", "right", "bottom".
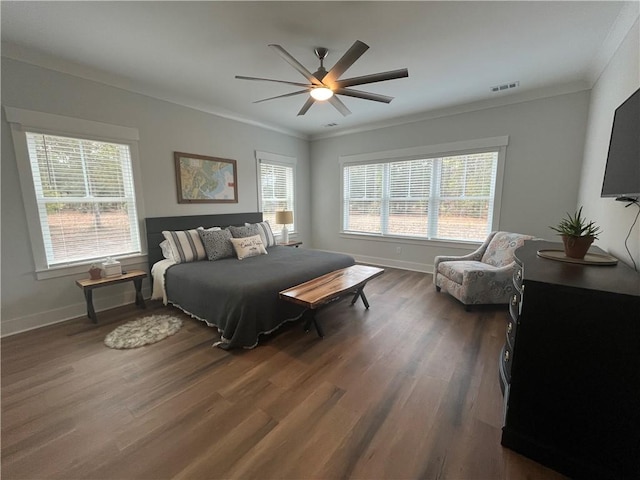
[
  {"left": 335, "top": 68, "right": 409, "bottom": 88},
  {"left": 297, "top": 97, "right": 316, "bottom": 116},
  {"left": 329, "top": 96, "right": 352, "bottom": 116},
  {"left": 235, "top": 75, "right": 312, "bottom": 88},
  {"left": 254, "top": 90, "right": 310, "bottom": 104},
  {"left": 322, "top": 40, "right": 369, "bottom": 86},
  {"left": 335, "top": 88, "right": 393, "bottom": 104},
  {"left": 269, "top": 44, "right": 324, "bottom": 86}
]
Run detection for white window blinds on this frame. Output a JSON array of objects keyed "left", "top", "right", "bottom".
[
  {"left": 343, "top": 151, "right": 499, "bottom": 242},
  {"left": 343, "top": 163, "right": 384, "bottom": 233},
  {"left": 25, "top": 132, "right": 141, "bottom": 267},
  {"left": 259, "top": 161, "right": 295, "bottom": 230}
]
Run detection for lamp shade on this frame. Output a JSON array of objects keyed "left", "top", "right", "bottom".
[{"left": 275, "top": 210, "right": 293, "bottom": 225}]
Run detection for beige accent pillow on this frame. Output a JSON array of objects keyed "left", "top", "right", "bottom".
[{"left": 230, "top": 234, "right": 268, "bottom": 260}]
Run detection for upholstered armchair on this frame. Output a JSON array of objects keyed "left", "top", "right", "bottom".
[{"left": 434, "top": 231, "right": 534, "bottom": 309}]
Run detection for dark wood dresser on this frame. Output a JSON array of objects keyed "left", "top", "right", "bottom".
[{"left": 500, "top": 240, "right": 640, "bottom": 479}]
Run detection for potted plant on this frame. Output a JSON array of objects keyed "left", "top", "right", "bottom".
[{"left": 549, "top": 206, "right": 601, "bottom": 259}]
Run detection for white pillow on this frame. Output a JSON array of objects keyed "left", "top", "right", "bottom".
[
  {"left": 246, "top": 221, "right": 276, "bottom": 247},
  {"left": 159, "top": 240, "right": 175, "bottom": 261},
  {"left": 162, "top": 229, "right": 206, "bottom": 263},
  {"left": 230, "top": 234, "right": 268, "bottom": 260}
]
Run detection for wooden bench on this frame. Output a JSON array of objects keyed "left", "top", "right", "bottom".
[
  {"left": 279, "top": 265, "right": 384, "bottom": 337},
  {"left": 76, "top": 269, "right": 147, "bottom": 323}
]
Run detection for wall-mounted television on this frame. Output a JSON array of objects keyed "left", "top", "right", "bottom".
[{"left": 601, "top": 87, "right": 640, "bottom": 201}]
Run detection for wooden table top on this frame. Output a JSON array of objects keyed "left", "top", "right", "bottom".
[
  {"left": 75, "top": 269, "right": 147, "bottom": 289},
  {"left": 279, "top": 265, "right": 384, "bottom": 309}
]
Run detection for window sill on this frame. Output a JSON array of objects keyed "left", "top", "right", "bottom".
[
  {"left": 35, "top": 253, "right": 148, "bottom": 280},
  {"left": 339, "top": 231, "right": 481, "bottom": 250}
]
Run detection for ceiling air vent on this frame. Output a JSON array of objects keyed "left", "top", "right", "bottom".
[{"left": 490, "top": 81, "right": 520, "bottom": 93}]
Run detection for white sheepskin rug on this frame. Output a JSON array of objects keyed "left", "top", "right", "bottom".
[{"left": 104, "top": 315, "right": 183, "bottom": 349}]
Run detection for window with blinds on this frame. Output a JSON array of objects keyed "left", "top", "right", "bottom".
[
  {"left": 343, "top": 151, "right": 499, "bottom": 242},
  {"left": 25, "top": 132, "right": 141, "bottom": 267},
  {"left": 258, "top": 156, "right": 295, "bottom": 231}
]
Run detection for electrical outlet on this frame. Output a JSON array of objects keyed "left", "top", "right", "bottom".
[{"left": 396, "top": 246, "right": 402, "bottom": 254}]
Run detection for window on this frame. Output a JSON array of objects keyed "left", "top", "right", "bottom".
[
  {"left": 341, "top": 137, "right": 507, "bottom": 242},
  {"left": 26, "top": 133, "right": 140, "bottom": 267},
  {"left": 6, "top": 107, "right": 143, "bottom": 277},
  {"left": 256, "top": 151, "right": 296, "bottom": 232}
]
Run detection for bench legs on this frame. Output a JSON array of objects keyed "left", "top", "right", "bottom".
[
  {"left": 133, "top": 278, "right": 146, "bottom": 308},
  {"left": 350, "top": 286, "right": 370, "bottom": 309},
  {"left": 303, "top": 284, "right": 373, "bottom": 338},
  {"left": 81, "top": 278, "right": 146, "bottom": 324},
  {"left": 303, "top": 310, "right": 324, "bottom": 338},
  {"left": 84, "top": 289, "right": 98, "bottom": 323}
]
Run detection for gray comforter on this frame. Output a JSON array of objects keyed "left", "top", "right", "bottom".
[{"left": 165, "top": 246, "right": 355, "bottom": 348}]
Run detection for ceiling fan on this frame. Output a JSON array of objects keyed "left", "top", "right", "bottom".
[{"left": 235, "top": 40, "right": 409, "bottom": 116}]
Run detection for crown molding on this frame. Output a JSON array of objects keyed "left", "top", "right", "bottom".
[
  {"left": 309, "top": 81, "right": 591, "bottom": 141},
  {"left": 587, "top": 2, "right": 640, "bottom": 86},
  {"left": 1, "top": 42, "right": 307, "bottom": 140}
]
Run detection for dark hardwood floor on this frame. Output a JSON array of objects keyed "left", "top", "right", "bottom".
[{"left": 1, "top": 268, "right": 566, "bottom": 479}]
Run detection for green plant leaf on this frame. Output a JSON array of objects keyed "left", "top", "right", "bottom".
[{"left": 549, "top": 206, "right": 601, "bottom": 238}]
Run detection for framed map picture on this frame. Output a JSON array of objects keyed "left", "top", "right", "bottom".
[{"left": 174, "top": 152, "right": 238, "bottom": 203}]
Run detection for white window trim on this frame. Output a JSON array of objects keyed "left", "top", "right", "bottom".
[
  {"left": 255, "top": 150, "right": 297, "bottom": 235},
  {"left": 5, "top": 106, "right": 146, "bottom": 280},
  {"left": 338, "top": 136, "right": 508, "bottom": 244}
]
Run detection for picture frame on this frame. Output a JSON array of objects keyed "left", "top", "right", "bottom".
[{"left": 174, "top": 152, "right": 238, "bottom": 203}]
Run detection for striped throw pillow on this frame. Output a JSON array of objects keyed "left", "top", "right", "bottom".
[
  {"left": 228, "top": 224, "right": 260, "bottom": 239},
  {"left": 161, "top": 229, "right": 206, "bottom": 263},
  {"left": 246, "top": 221, "right": 276, "bottom": 247}
]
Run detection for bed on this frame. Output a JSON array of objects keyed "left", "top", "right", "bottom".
[{"left": 145, "top": 212, "right": 355, "bottom": 348}]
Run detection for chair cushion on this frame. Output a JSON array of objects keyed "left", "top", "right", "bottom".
[
  {"left": 481, "top": 232, "right": 531, "bottom": 267},
  {"left": 437, "top": 260, "right": 498, "bottom": 284}
]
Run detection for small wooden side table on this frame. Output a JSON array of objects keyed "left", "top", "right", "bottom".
[
  {"left": 75, "top": 269, "right": 147, "bottom": 323},
  {"left": 278, "top": 241, "right": 302, "bottom": 247}
]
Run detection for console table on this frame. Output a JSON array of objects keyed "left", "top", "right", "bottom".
[
  {"left": 76, "top": 269, "right": 147, "bottom": 323},
  {"left": 500, "top": 240, "right": 640, "bottom": 479}
]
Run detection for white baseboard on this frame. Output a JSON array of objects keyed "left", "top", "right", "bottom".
[
  {"left": 312, "top": 248, "right": 434, "bottom": 274},
  {"left": 1, "top": 287, "right": 152, "bottom": 338},
  {"left": 350, "top": 253, "right": 434, "bottom": 274}
]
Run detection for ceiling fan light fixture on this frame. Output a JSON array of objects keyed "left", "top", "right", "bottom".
[
  {"left": 310, "top": 87, "right": 333, "bottom": 101},
  {"left": 236, "top": 41, "right": 408, "bottom": 116}
]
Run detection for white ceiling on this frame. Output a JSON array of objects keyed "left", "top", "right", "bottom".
[{"left": 1, "top": 1, "right": 638, "bottom": 139}]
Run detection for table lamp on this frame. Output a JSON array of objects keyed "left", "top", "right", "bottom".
[{"left": 275, "top": 210, "right": 293, "bottom": 244}]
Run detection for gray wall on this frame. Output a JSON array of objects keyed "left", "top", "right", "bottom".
[
  {"left": 578, "top": 19, "right": 640, "bottom": 269},
  {"left": 309, "top": 91, "right": 590, "bottom": 271},
  {"left": 3, "top": 17, "right": 638, "bottom": 336},
  {"left": 1, "top": 57, "right": 310, "bottom": 335},
  {"left": 308, "top": 17, "right": 640, "bottom": 272}
]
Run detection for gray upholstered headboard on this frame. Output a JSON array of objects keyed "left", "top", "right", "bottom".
[{"left": 145, "top": 212, "right": 263, "bottom": 273}]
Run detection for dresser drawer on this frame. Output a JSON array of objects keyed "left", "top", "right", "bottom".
[
  {"left": 506, "top": 318, "right": 516, "bottom": 351},
  {"left": 509, "top": 290, "right": 522, "bottom": 322},
  {"left": 513, "top": 265, "right": 523, "bottom": 291},
  {"left": 499, "top": 345, "right": 509, "bottom": 396},
  {"left": 500, "top": 343, "right": 512, "bottom": 384}
]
